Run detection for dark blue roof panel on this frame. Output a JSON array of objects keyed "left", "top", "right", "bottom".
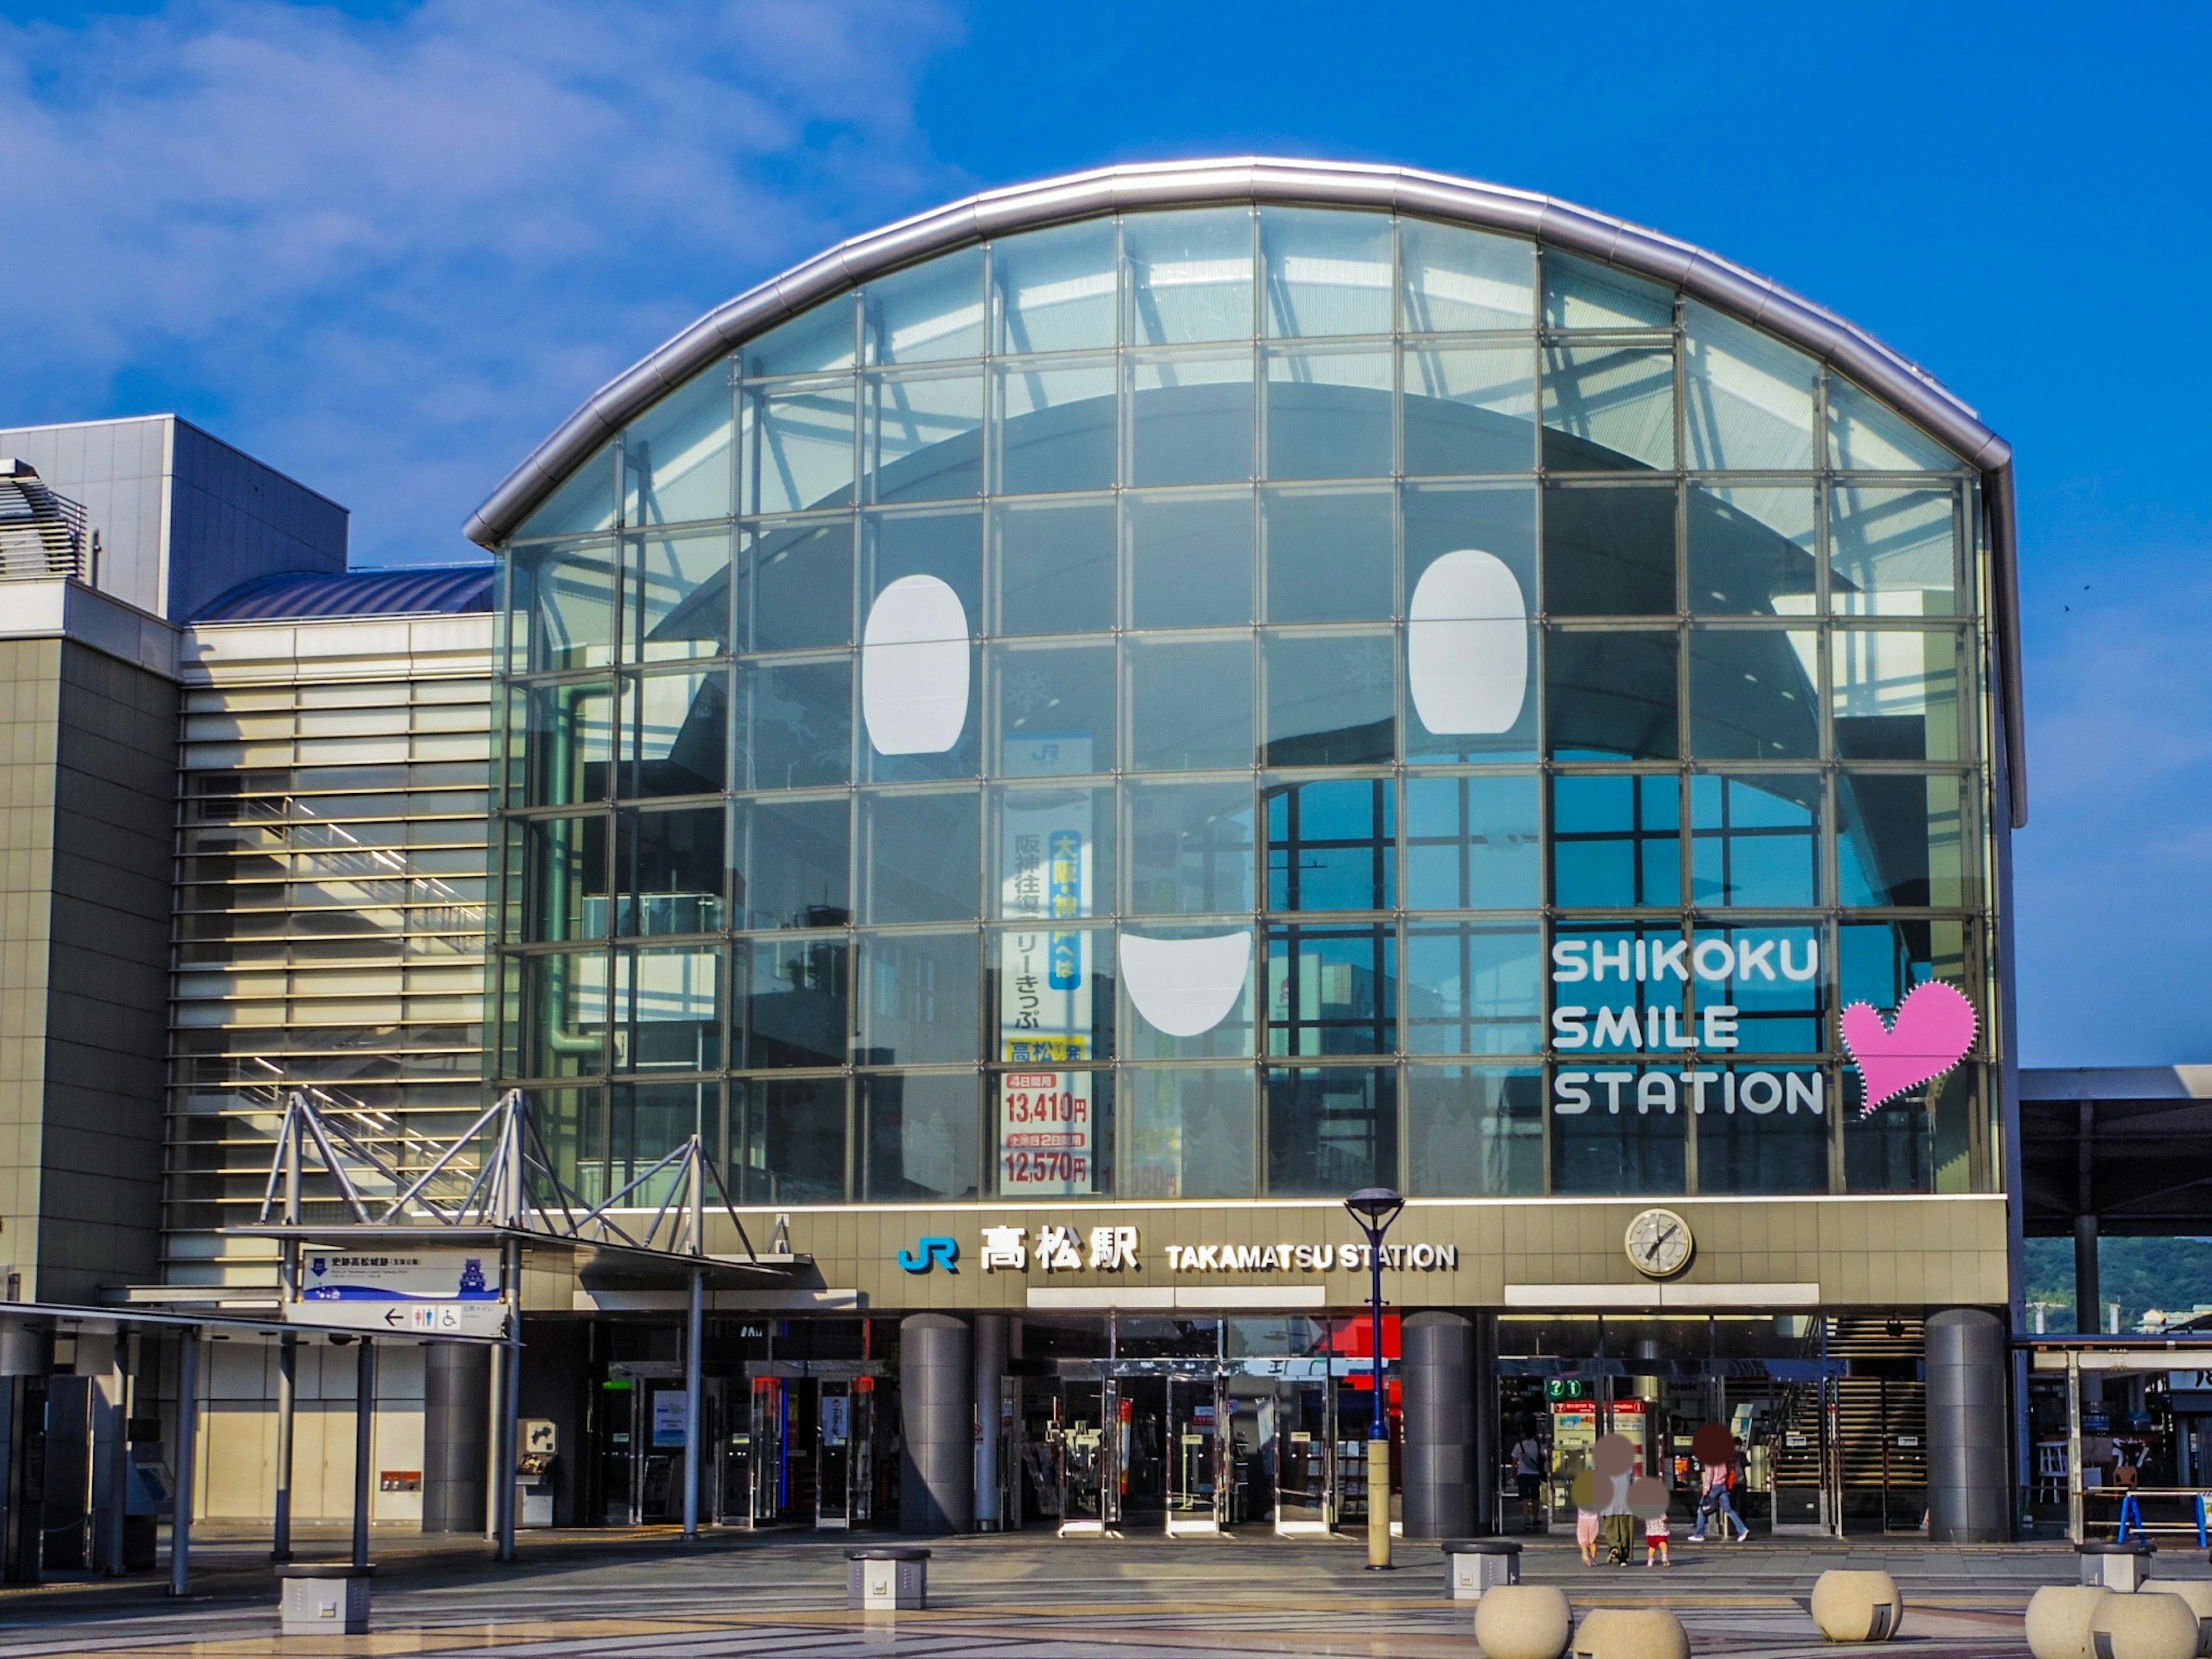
[{"left": 192, "top": 563, "right": 495, "bottom": 622}]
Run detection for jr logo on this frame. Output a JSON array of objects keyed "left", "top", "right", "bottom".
[{"left": 897, "top": 1236, "right": 959, "bottom": 1274}]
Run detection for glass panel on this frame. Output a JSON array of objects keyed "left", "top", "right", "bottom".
[
  {"left": 1126, "top": 207, "right": 1253, "bottom": 345},
  {"left": 623, "top": 364, "right": 734, "bottom": 527},
  {"left": 1128, "top": 490, "right": 1253, "bottom": 628},
  {"left": 1690, "top": 774, "right": 1820, "bottom": 908},
  {"left": 1831, "top": 628, "right": 1963, "bottom": 761},
  {"left": 734, "top": 657, "right": 850, "bottom": 791},
  {"left": 1403, "top": 485, "right": 1538, "bottom": 762},
  {"left": 1688, "top": 628, "right": 1820, "bottom": 760},
  {"left": 994, "top": 1070, "right": 1110, "bottom": 1196},
  {"left": 1266, "top": 925, "right": 1392, "bottom": 1055},
  {"left": 1551, "top": 774, "right": 1680, "bottom": 907},
  {"left": 1406, "top": 1065, "right": 1543, "bottom": 1195},
  {"left": 1264, "top": 347, "right": 1391, "bottom": 479},
  {"left": 732, "top": 794, "right": 850, "bottom": 929},
  {"left": 865, "top": 246, "right": 985, "bottom": 365},
  {"left": 622, "top": 668, "right": 728, "bottom": 797},
  {"left": 994, "top": 218, "right": 1118, "bottom": 354},
  {"left": 1545, "top": 630, "right": 1679, "bottom": 760},
  {"left": 740, "top": 520, "right": 852, "bottom": 653},
  {"left": 1262, "top": 629, "right": 1394, "bottom": 767},
  {"left": 1263, "top": 487, "right": 1397, "bottom": 624},
  {"left": 1400, "top": 220, "right": 1536, "bottom": 333},
  {"left": 1130, "top": 353, "right": 1255, "bottom": 486},
  {"left": 991, "top": 921, "right": 1111, "bottom": 1064},
  {"left": 1120, "top": 921, "right": 1256, "bottom": 1059},
  {"left": 1127, "top": 635, "right": 1253, "bottom": 772},
  {"left": 520, "top": 1085, "right": 601, "bottom": 1200},
  {"left": 1687, "top": 484, "right": 1816, "bottom": 616},
  {"left": 1403, "top": 926, "right": 1542, "bottom": 1055},
  {"left": 856, "top": 931, "right": 981, "bottom": 1065},
  {"left": 861, "top": 1072, "right": 980, "bottom": 1200},
  {"left": 1543, "top": 482, "right": 1675, "bottom": 615},
  {"left": 1692, "top": 923, "right": 1825, "bottom": 1055},
  {"left": 1266, "top": 778, "right": 1392, "bottom": 912},
  {"left": 522, "top": 813, "right": 607, "bottom": 941},
  {"left": 1541, "top": 343, "right": 1675, "bottom": 471},
  {"left": 613, "top": 805, "right": 725, "bottom": 935},
  {"left": 992, "top": 641, "right": 1114, "bottom": 776},
  {"left": 1826, "top": 378, "right": 1957, "bottom": 472},
  {"left": 861, "top": 788, "right": 981, "bottom": 922},
  {"left": 993, "top": 498, "right": 1116, "bottom": 637},
  {"left": 627, "top": 528, "right": 730, "bottom": 663},
  {"left": 730, "top": 1076, "right": 847, "bottom": 1204},
  {"left": 516, "top": 442, "right": 616, "bottom": 540},
  {"left": 735, "top": 933, "right": 849, "bottom": 1070},
  {"left": 522, "top": 947, "right": 608, "bottom": 1078},
  {"left": 1126, "top": 779, "right": 1254, "bottom": 915},
  {"left": 866, "top": 369, "right": 983, "bottom": 502},
  {"left": 1541, "top": 252, "right": 1673, "bottom": 330},
  {"left": 1830, "top": 486, "right": 1957, "bottom": 616},
  {"left": 512, "top": 540, "right": 616, "bottom": 672},
  {"left": 1261, "top": 207, "right": 1392, "bottom": 338},
  {"left": 520, "top": 680, "right": 614, "bottom": 806},
  {"left": 1123, "top": 1067, "right": 1255, "bottom": 1198},
  {"left": 1682, "top": 303, "right": 1816, "bottom": 472},
  {"left": 743, "top": 295, "right": 857, "bottom": 377},
  {"left": 1550, "top": 1067, "right": 1688, "bottom": 1194},
  {"left": 993, "top": 783, "right": 1113, "bottom": 919},
  {"left": 1404, "top": 345, "right": 1538, "bottom": 476},
  {"left": 745, "top": 379, "right": 855, "bottom": 515},
  {"left": 1697, "top": 1065, "right": 1829, "bottom": 1193},
  {"left": 609, "top": 1081, "right": 710, "bottom": 1204},
  {"left": 614, "top": 945, "right": 722, "bottom": 1071},
  {"left": 1265, "top": 1066, "right": 1396, "bottom": 1194},
  {"left": 865, "top": 506, "right": 982, "bottom": 624},
  {"left": 994, "top": 355, "right": 1116, "bottom": 495},
  {"left": 1837, "top": 771, "right": 1971, "bottom": 907},
  {"left": 1405, "top": 772, "right": 1541, "bottom": 910}
]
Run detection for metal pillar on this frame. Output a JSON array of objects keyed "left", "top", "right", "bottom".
[
  {"left": 974, "top": 1314, "right": 1006, "bottom": 1532},
  {"left": 494, "top": 1240, "right": 521, "bottom": 1562},
  {"left": 1926, "top": 1309, "right": 2008, "bottom": 1542},
  {"left": 682, "top": 1268, "right": 703, "bottom": 1540},
  {"left": 168, "top": 1330, "right": 198, "bottom": 1597},
  {"left": 96, "top": 1336, "right": 129, "bottom": 1576},
  {"left": 2074, "top": 1213, "right": 2100, "bottom": 1337},
  {"left": 352, "top": 1338, "right": 376, "bottom": 1569},
  {"left": 2068, "top": 1350, "right": 2085, "bottom": 1543},
  {"left": 483, "top": 1344, "right": 503, "bottom": 1542},
  {"left": 1400, "top": 1310, "right": 1473, "bottom": 1539},
  {"left": 422, "top": 1343, "right": 490, "bottom": 1533},
  {"left": 272, "top": 1336, "right": 296, "bottom": 1561},
  {"left": 898, "top": 1314, "right": 972, "bottom": 1533}
]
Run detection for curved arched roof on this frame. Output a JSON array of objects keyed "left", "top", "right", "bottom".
[
  {"left": 192, "top": 563, "right": 495, "bottom": 622},
  {"left": 463, "top": 157, "right": 2022, "bottom": 824}
]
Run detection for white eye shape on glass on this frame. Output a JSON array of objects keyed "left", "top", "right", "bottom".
[
  {"left": 1119, "top": 931, "right": 1251, "bottom": 1039},
  {"left": 860, "top": 575, "right": 969, "bottom": 754},
  {"left": 1406, "top": 548, "right": 1528, "bottom": 734}
]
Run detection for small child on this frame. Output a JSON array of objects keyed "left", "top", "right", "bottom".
[
  {"left": 1631, "top": 1472, "right": 1672, "bottom": 1567},
  {"left": 1643, "top": 1506, "right": 1671, "bottom": 1566},
  {"left": 1570, "top": 1469, "right": 1601, "bottom": 1566}
]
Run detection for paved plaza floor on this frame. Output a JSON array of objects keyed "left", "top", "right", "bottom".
[{"left": 0, "top": 1524, "right": 2162, "bottom": 1656}]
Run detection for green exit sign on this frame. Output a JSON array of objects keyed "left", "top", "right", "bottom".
[{"left": 1546, "top": 1379, "right": 1588, "bottom": 1401}]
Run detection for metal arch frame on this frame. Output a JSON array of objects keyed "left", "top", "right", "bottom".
[{"left": 459, "top": 156, "right": 2025, "bottom": 825}]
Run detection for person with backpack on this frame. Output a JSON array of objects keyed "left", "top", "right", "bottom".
[{"left": 1687, "top": 1423, "right": 1749, "bottom": 1543}]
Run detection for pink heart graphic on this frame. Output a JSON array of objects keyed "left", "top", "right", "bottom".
[{"left": 1840, "top": 981, "right": 1978, "bottom": 1115}]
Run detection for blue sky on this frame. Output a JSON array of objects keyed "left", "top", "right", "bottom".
[{"left": 2, "top": 0, "right": 2205, "bottom": 1067}]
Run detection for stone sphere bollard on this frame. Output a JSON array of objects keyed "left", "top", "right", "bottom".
[
  {"left": 1568, "top": 1607, "right": 1690, "bottom": 1659},
  {"left": 1472, "top": 1583, "right": 1573, "bottom": 1659},
  {"left": 1810, "top": 1569, "right": 1905, "bottom": 1642},
  {"left": 2026, "top": 1585, "right": 2114, "bottom": 1659},
  {"left": 2153, "top": 1581, "right": 2212, "bottom": 1658},
  {"left": 2091, "top": 1592, "right": 2203, "bottom": 1659}
]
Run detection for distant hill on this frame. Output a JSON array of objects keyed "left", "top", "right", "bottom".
[{"left": 2024, "top": 1235, "right": 2212, "bottom": 1332}]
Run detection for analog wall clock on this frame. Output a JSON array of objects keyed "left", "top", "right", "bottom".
[{"left": 1624, "top": 1207, "right": 1692, "bottom": 1279}]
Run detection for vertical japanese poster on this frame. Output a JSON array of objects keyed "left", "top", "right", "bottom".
[{"left": 998, "top": 734, "right": 1095, "bottom": 1194}]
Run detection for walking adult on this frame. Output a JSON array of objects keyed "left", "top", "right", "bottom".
[
  {"left": 1509, "top": 1422, "right": 1546, "bottom": 1532},
  {"left": 1687, "top": 1422, "right": 1748, "bottom": 1543}
]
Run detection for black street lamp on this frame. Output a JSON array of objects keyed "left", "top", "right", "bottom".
[{"left": 1344, "top": 1185, "right": 1404, "bottom": 1569}]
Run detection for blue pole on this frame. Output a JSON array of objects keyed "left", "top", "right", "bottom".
[{"left": 1368, "top": 1227, "right": 1385, "bottom": 1441}]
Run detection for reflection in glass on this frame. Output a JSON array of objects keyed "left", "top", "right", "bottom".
[
  {"left": 1697, "top": 1066, "right": 1828, "bottom": 1192},
  {"left": 1405, "top": 772, "right": 1540, "bottom": 910},
  {"left": 1687, "top": 484, "right": 1816, "bottom": 615},
  {"left": 1551, "top": 774, "right": 1680, "bottom": 907},
  {"left": 743, "top": 296, "right": 856, "bottom": 377},
  {"left": 622, "top": 669, "right": 728, "bottom": 797},
  {"left": 1546, "top": 631, "right": 1679, "bottom": 761},
  {"left": 1827, "top": 378, "right": 1957, "bottom": 472},
  {"left": 1400, "top": 220, "right": 1536, "bottom": 333},
  {"left": 730, "top": 1076, "right": 847, "bottom": 1204},
  {"left": 628, "top": 529, "right": 730, "bottom": 662},
  {"left": 1688, "top": 628, "right": 1820, "bottom": 760},
  {"left": 1130, "top": 353, "right": 1255, "bottom": 486},
  {"left": 1830, "top": 486, "right": 1956, "bottom": 616},
  {"left": 993, "top": 642, "right": 1113, "bottom": 776},
  {"left": 1550, "top": 1066, "right": 1687, "bottom": 1195},
  {"left": 865, "top": 246, "right": 985, "bottom": 364},
  {"left": 523, "top": 813, "right": 606, "bottom": 942},
  {"left": 734, "top": 658, "right": 850, "bottom": 790},
  {"left": 1123, "top": 1067, "right": 1254, "bottom": 1198},
  {"left": 740, "top": 521, "right": 851, "bottom": 653},
  {"left": 613, "top": 805, "right": 724, "bottom": 934},
  {"left": 623, "top": 365, "right": 733, "bottom": 527},
  {"left": 1543, "top": 483, "right": 1676, "bottom": 615},
  {"left": 994, "top": 498, "right": 1115, "bottom": 636},
  {"left": 1404, "top": 926, "right": 1541, "bottom": 1055},
  {"left": 512, "top": 540, "right": 616, "bottom": 672},
  {"left": 1542, "top": 252, "right": 1673, "bottom": 330},
  {"left": 1406, "top": 1066, "right": 1542, "bottom": 1195},
  {"left": 1682, "top": 303, "right": 1817, "bottom": 472},
  {"left": 1690, "top": 774, "right": 1820, "bottom": 908},
  {"left": 866, "top": 370, "right": 983, "bottom": 502},
  {"left": 866, "top": 507, "right": 982, "bottom": 623},
  {"left": 745, "top": 379, "right": 855, "bottom": 515},
  {"left": 1404, "top": 346, "right": 1538, "bottom": 476},
  {"left": 1694, "top": 924, "right": 1824, "bottom": 1053},
  {"left": 1263, "top": 630, "right": 1394, "bottom": 766},
  {"left": 1126, "top": 208, "right": 1253, "bottom": 345},
  {"left": 1127, "top": 779, "right": 1253, "bottom": 914},
  {"left": 517, "top": 445, "right": 617, "bottom": 541},
  {"left": 862, "top": 789, "right": 980, "bottom": 922},
  {"left": 1264, "top": 488, "right": 1392, "bottom": 623},
  {"left": 1266, "top": 778, "right": 1392, "bottom": 912},
  {"left": 615, "top": 945, "right": 721, "bottom": 1071},
  {"left": 1543, "top": 343, "right": 1675, "bottom": 471},
  {"left": 608, "top": 1082, "right": 709, "bottom": 1206},
  {"left": 1831, "top": 629, "right": 1963, "bottom": 760},
  {"left": 1130, "top": 490, "right": 1252, "bottom": 628},
  {"left": 731, "top": 794, "right": 850, "bottom": 929},
  {"left": 1127, "top": 636, "right": 1253, "bottom": 771},
  {"left": 1266, "top": 925, "right": 1393, "bottom": 1055},
  {"left": 1262, "top": 207, "right": 1392, "bottom": 337},
  {"left": 1264, "top": 349, "right": 1391, "bottom": 479},
  {"left": 1844, "top": 1067, "right": 1976, "bottom": 1194},
  {"left": 521, "top": 680, "right": 613, "bottom": 806},
  {"left": 1266, "top": 1066, "right": 1396, "bottom": 1194},
  {"left": 861, "top": 1072, "right": 979, "bottom": 1200},
  {"left": 994, "top": 218, "right": 1118, "bottom": 354},
  {"left": 994, "top": 357, "right": 1116, "bottom": 495},
  {"left": 1838, "top": 771, "right": 1969, "bottom": 907},
  {"left": 735, "top": 934, "right": 847, "bottom": 1069},
  {"left": 523, "top": 947, "right": 608, "bottom": 1077},
  {"left": 857, "top": 931, "right": 980, "bottom": 1065}
]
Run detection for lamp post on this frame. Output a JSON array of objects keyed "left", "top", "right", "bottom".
[{"left": 1344, "top": 1185, "right": 1404, "bottom": 1571}]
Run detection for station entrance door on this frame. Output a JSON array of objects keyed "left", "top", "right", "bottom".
[{"left": 1270, "top": 1363, "right": 1338, "bottom": 1536}]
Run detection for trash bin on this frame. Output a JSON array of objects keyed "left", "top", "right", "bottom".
[
  {"left": 847, "top": 1547, "right": 929, "bottom": 1611},
  {"left": 1441, "top": 1539, "right": 1521, "bottom": 1601},
  {"left": 2078, "top": 1539, "right": 2157, "bottom": 1592},
  {"left": 276, "top": 1564, "right": 374, "bottom": 1634}
]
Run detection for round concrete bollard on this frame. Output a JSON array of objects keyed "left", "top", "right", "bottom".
[
  {"left": 1568, "top": 1607, "right": 1690, "bottom": 1659},
  {"left": 1472, "top": 1582, "right": 1573, "bottom": 1659},
  {"left": 2092, "top": 1591, "right": 2203, "bottom": 1659},
  {"left": 2027, "top": 1585, "right": 2114, "bottom": 1659},
  {"left": 2153, "top": 1580, "right": 2212, "bottom": 1657},
  {"left": 1810, "top": 1569, "right": 1905, "bottom": 1642}
]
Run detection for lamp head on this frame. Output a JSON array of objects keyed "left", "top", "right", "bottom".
[{"left": 1344, "top": 1187, "right": 1404, "bottom": 1227}]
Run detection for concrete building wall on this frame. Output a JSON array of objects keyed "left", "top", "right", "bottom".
[{"left": 0, "top": 638, "right": 62, "bottom": 1302}]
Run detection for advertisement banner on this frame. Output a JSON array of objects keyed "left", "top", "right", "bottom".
[
  {"left": 300, "top": 1247, "right": 498, "bottom": 1302},
  {"left": 998, "top": 735, "right": 1094, "bottom": 1194}
]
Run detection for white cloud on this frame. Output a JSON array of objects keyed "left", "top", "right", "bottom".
[{"left": 0, "top": 0, "right": 963, "bottom": 561}]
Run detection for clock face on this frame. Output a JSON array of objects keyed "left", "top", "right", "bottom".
[{"left": 1625, "top": 1208, "right": 1692, "bottom": 1279}]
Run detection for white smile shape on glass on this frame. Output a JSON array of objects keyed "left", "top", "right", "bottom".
[
  {"left": 1406, "top": 548, "right": 1528, "bottom": 734},
  {"left": 861, "top": 574, "right": 969, "bottom": 753},
  {"left": 1119, "top": 931, "right": 1252, "bottom": 1037}
]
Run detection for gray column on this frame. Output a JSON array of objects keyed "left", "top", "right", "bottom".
[
  {"left": 352, "top": 1339, "right": 376, "bottom": 1569},
  {"left": 1926, "top": 1308, "right": 2008, "bottom": 1542},
  {"left": 2073, "top": 1214, "right": 2100, "bottom": 1335},
  {"left": 973, "top": 1314, "right": 1006, "bottom": 1532},
  {"left": 1471, "top": 1312, "right": 1498, "bottom": 1535},
  {"left": 899, "top": 1314, "right": 973, "bottom": 1535},
  {"left": 421, "top": 1343, "right": 490, "bottom": 1533},
  {"left": 1400, "top": 1310, "right": 1474, "bottom": 1540}
]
